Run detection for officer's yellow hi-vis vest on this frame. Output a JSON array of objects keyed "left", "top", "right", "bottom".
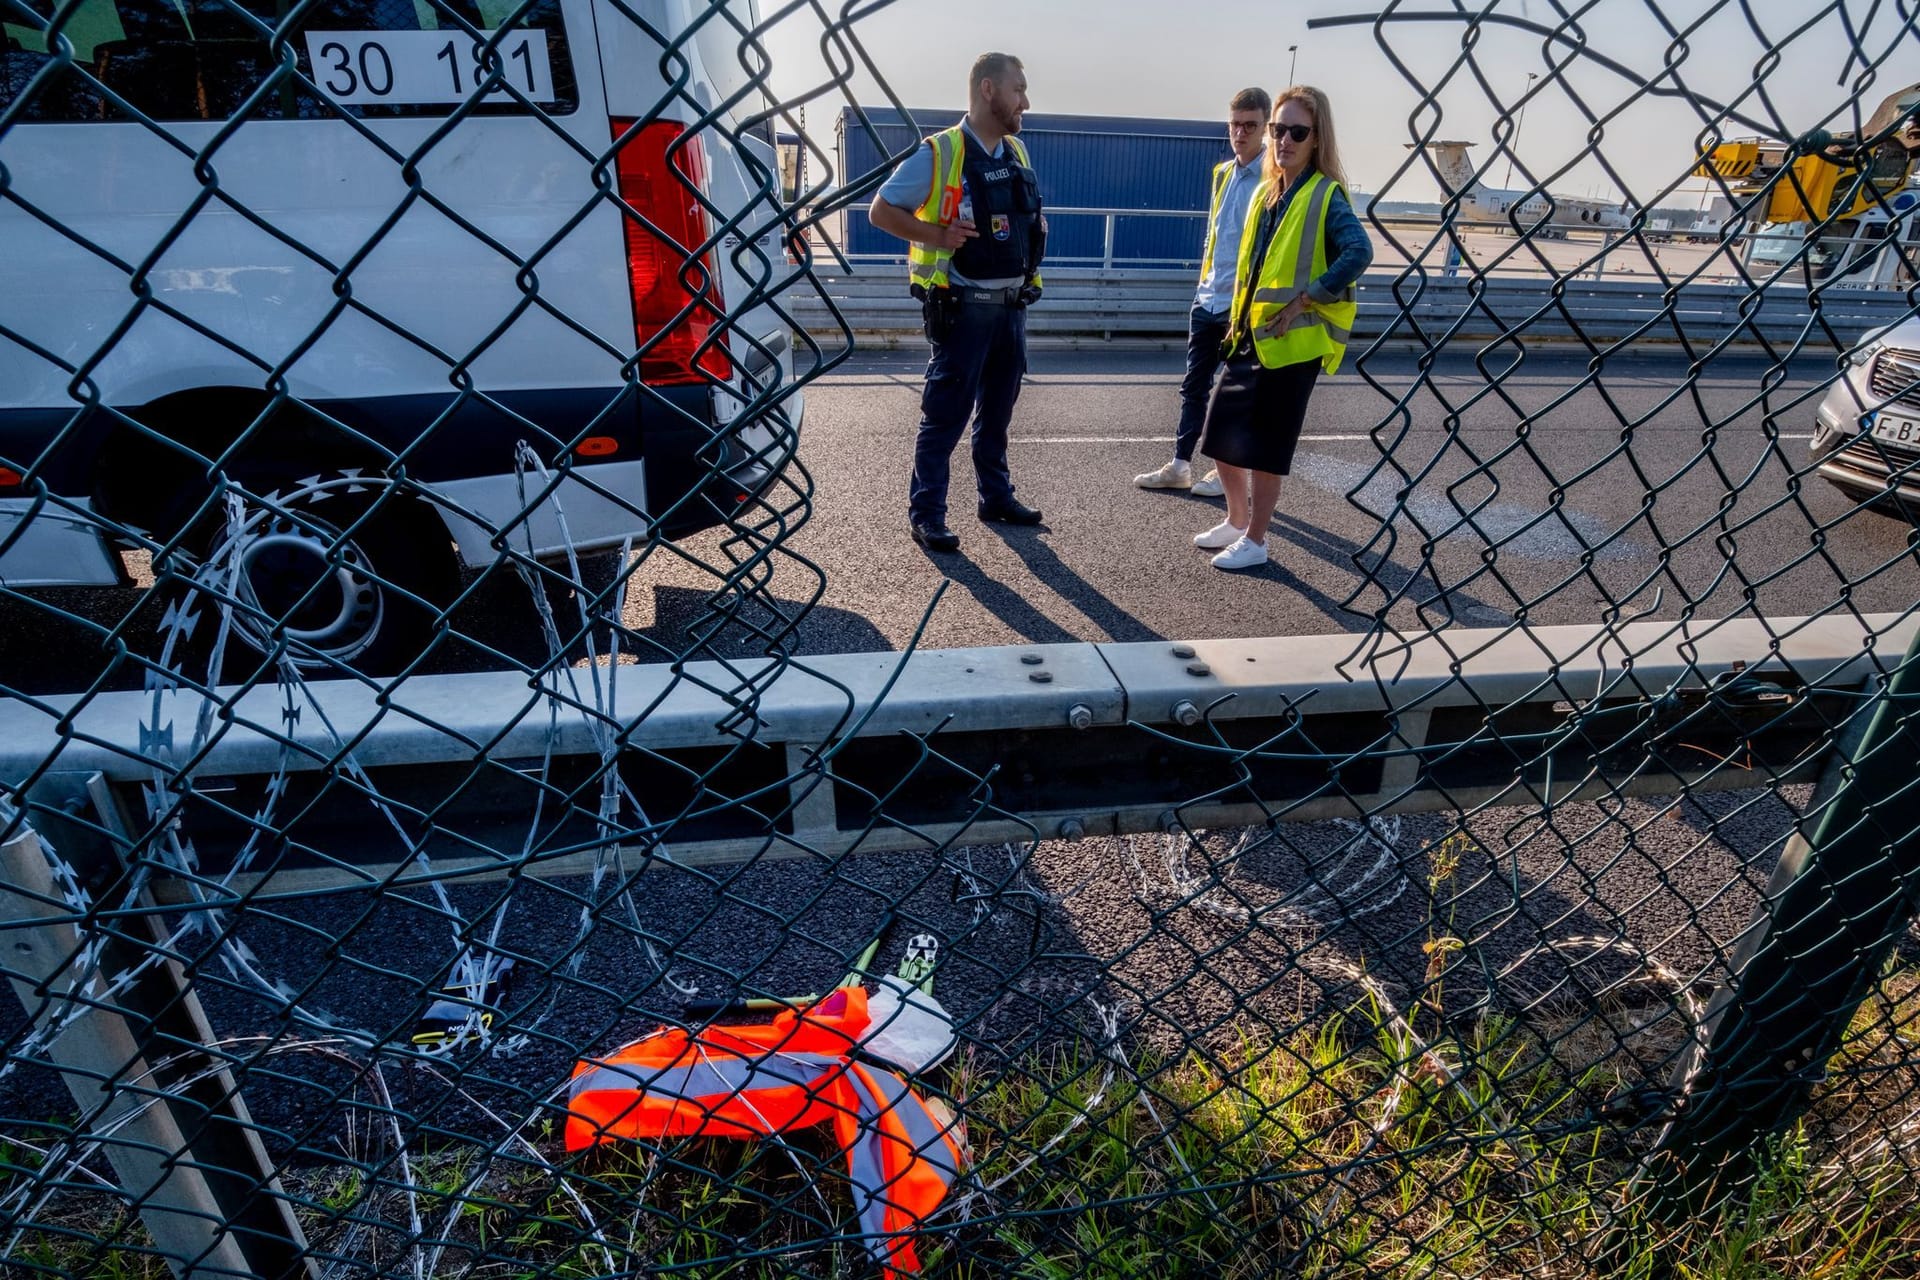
[
  {"left": 906, "top": 126, "right": 1043, "bottom": 292},
  {"left": 1195, "top": 158, "right": 1237, "bottom": 286},
  {"left": 1229, "top": 170, "right": 1357, "bottom": 375}
]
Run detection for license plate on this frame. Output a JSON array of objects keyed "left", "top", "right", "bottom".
[
  {"left": 1869, "top": 410, "right": 1920, "bottom": 447},
  {"left": 303, "top": 30, "right": 555, "bottom": 106}
]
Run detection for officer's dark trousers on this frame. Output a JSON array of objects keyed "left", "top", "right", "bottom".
[
  {"left": 910, "top": 298, "right": 1026, "bottom": 526},
  {"left": 1176, "top": 304, "right": 1231, "bottom": 462}
]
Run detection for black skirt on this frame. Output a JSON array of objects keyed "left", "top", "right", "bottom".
[{"left": 1198, "top": 352, "right": 1321, "bottom": 476}]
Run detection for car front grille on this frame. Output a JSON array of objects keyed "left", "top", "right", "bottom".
[
  {"left": 1851, "top": 347, "right": 1920, "bottom": 472},
  {"left": 1869, "top": 346, "right": 1920, "bottom": 408},
  {"left": 1837, "top": 434, "right": 1920, "bottom": 474}
]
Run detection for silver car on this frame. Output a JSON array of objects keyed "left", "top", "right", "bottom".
[{"left": 1811, "top": 318, "right": 1920, "bottom": 516}]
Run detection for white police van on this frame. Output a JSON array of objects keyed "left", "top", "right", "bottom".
[{"left": 0, "top": 0, "right": 800, "bottom": 672}]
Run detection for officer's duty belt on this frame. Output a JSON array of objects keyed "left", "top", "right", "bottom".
[{"left": 953, "top": 285, "right": 1022, "bottom": 306}]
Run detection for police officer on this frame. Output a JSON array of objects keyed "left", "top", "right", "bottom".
[{"left": 869, "top": 52, "right": 1046, "bottom": 553}]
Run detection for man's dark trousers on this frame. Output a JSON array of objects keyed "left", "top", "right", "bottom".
[
  {"left": 910, "top": 297, "right": 1026, "bottom": 527},
  {"left": 1176, "top": 304, "right": 1232, "bottom": 462}
]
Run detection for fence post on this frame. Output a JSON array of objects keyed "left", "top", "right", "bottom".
[
  {"left": 1620, "top": 625, "right": 1920, "bottom": 1234},
  {"left": 0, "top": 811, "right": 319, "bottom": 1279}
]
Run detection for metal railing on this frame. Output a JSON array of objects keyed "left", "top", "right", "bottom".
[
  {"left": 790, "top": 266, "right": 1920, "bottom": 345},
  {"left": 14, "top": 614, "right": 1895, "bottom": 873},
  {"left": 832, "top": 204, "right": 1920, "bottom": 287}
]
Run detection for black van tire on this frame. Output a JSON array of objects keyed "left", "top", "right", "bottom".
[{"left": 156, "top": 473, "right": 459, "bottom": 680}]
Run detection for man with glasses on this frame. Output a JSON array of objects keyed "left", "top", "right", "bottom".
[{"left": 1135, "top": 87, "right": 1271, "bottom": 497}]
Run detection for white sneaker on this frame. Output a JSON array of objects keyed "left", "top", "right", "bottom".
[
  {"left": 1211, "top": 535, "right": 1269, "bottom": 570},
  {"left": 1193, "top": 519, "right": 1246, "bottom": 550},
  {"left": 1191, "top": 469, "right": 1225, "bottom": 498},
  {"left": 1134, "top": 459, "right": 1192, "bottom": 489}
]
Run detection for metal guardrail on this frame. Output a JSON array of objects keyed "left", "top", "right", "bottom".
[
  {"left": 813, "top": 204, "right": 1920, "bottom": 342},
  {"left": 829, "top": 202, "right": 1920, "bottom": 278},
  {"left": 790, "top": 266, "right": 1920, "bottom": 345},
  {"left": 7, "top": 613, "right": 1900, "bottom": 884}
]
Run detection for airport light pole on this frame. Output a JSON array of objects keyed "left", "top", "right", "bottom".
[
  {"left": 1503, "top": 71, "right": 1539, "bottom": 191},
  {"left": 1288, "top": 45, "right": 1298, "bottom": 85}
]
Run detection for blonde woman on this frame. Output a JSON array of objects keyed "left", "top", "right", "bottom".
[{"left": 1193, "top": 85, "right": 1372, "bottom": 570}]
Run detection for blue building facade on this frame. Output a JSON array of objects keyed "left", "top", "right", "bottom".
[{"left": 837, "top": 106, "right": 1237, "bottom": 268}]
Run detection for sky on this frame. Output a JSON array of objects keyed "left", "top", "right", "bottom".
[{"left": 755, "top": 0, "right": 1920, "bottom": 210}]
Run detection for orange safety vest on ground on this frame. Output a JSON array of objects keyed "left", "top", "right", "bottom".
[{"left": 565, "top": 988, "right": 966, "bottom": 1276}]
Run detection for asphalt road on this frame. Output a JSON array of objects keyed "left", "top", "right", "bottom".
[
  {"left": 643, "top": 344, "right": 1920, "bottom": 660},
  {"left": 7, "top": 346, "right": 1916, "bottom": 689}
]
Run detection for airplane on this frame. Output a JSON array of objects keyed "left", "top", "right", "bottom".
[{"left": 1415, "top": 141, "right": 1633, "bottom": 237}]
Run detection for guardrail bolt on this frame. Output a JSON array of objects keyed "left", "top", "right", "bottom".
[
  {"left": 1186, "top": 662, "right": 1211, "bottom": 677},
  {"left": 1171, "top": 644, "right": 1196, "bottom": 659},
  {"left": 1020, "top": 653, "right": 1044, "bottom": 665},
  {"left": 1172, "top": 700, "right": 1201, "bottom": 727},
  {"left": 1056, "top": 818, "right": 1086, "bottom": 841},
  {"left": 1067, "top": 704, "right": 1094, "bottom": 730},
  {"left": 1029, "top": 671, "right": 1054, "bottom": 684}
]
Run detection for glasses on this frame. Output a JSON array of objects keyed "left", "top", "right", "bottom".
[
  {"left": 1227, "top": 120, "right": 1262, "bottom": 133},
  {"left": 1268, "top": 122, "right": 1313, "bottom": 143}
]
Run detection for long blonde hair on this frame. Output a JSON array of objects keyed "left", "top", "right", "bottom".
[{"left": 1262, "top": 84, "right": 1348, "bottom": 206}]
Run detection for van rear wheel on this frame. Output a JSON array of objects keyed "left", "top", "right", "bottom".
[{"left": 158, "top": 474, "right": 458, "bottom": 680}]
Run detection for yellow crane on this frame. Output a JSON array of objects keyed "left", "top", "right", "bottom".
[{"left": 1693, "top": 83, "right": 1920, "bottom": 280}]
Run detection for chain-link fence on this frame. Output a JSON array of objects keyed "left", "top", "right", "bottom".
[{"left": 4, "top": 0, "right": 1920, "bottom": 1276}]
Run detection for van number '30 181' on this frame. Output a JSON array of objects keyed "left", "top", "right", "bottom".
[{"left": 303, "top": 31, "right": 555, "bottom": 105}]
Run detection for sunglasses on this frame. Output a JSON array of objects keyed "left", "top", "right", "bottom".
[{"left": 1268, "top": 122, "right": 1313, "bottom": 142}]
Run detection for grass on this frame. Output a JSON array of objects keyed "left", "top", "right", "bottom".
[{"left": 4, "top": 973, "right": 1919, "bottom": 1277}]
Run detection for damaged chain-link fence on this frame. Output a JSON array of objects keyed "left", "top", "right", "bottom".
[{"left": 5, "top": 0, "right": 1920, "bottom": 1276}]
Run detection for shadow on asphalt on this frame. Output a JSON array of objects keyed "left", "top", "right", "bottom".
[
  {"left": 0, "top": 511, "right": 1501, "bottom": 695},
  {"left": 984, "top": 524, "right": 1165, "bottom": 643},
  {"left": 1267, "top": 510, "right": 1512, "bottom": 629},
  {"left": 0, "top": 571, "right": 900, "bottom": 698},
  {"left": 915, "top": 544, "right": 1077, "bottom": 645},
  {"left": 920, "top": 526, "right": 1165, "bottom": 647},
  {"left": 642, "top": 583, "right": 892, "bottom": 659}
]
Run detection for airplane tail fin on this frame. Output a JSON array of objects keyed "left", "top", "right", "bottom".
[{"left": 1419, "top": 141, "right": 1478, "bottom": 196}]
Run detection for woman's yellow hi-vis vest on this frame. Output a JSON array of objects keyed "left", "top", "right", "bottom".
[
  {"left": 1229, "top": 170, "right": 1357, "bottom": 375},
  {"left": 907, "top": 126, "right": 1042, "bottom": 292}
]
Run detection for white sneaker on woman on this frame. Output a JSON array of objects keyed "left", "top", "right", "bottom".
[
  {"left": 1211, "top": 535, "right": 1269, "bottom": 570},
  {"left": 1191, "top": 469, "right": 1225, "bottom": 497},
  {"left": 1193, "top": 519, "right": 1246, "bottom": 550}
]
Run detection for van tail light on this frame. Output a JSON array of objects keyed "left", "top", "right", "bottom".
[{"left": 610, "top": 118, "right": 733, "bottom": 385}]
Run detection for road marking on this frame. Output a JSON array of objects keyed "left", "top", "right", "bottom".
[
  {"left": 1017, "top": 435, "right": 1376, "bottom": 444},
  {"left": 1019, "top": 433, "right": 1820, "bottom": 444}
]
